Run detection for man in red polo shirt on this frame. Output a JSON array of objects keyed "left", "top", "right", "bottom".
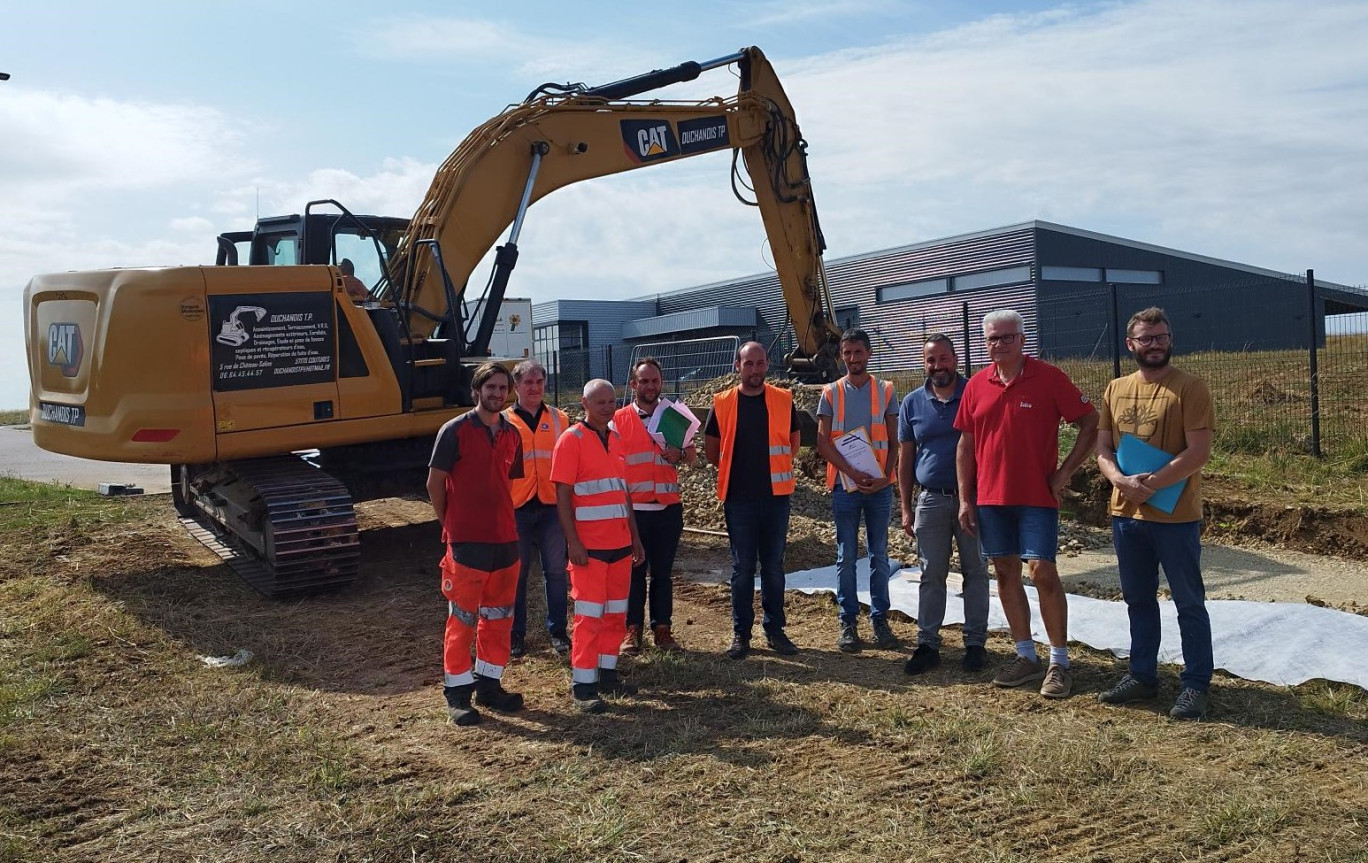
[
  {"left": 955, "top": 309, "right": 1097, "bottom": 699},
  {"left": 427, "top": 362, "right": 527, "bottom": 726}
]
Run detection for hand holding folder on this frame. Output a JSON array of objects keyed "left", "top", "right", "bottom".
[{"left": 1115, "top": 433, "right": 1186, "bottom": 515}]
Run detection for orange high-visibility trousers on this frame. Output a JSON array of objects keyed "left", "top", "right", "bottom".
[
  {"left": 568, "top": 553, "right": 631, "bottom": 685},
  {"left": 441, "top": 548, "right": 518, "bottom": 686}
]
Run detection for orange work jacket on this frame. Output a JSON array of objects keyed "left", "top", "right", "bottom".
[
  {"left": 823, "top": 377, "right": 895, "bottom": 489},
  {"left": 711, "top": 384, "right": 796, "bottom": 501},
  {"left": 612, "top": 404, "right": 681, "bottom": 506},
  {"left": 552, "top": 423, "right": 632, "bottom": 549},
  {"left": 505, "top": 403, "right": 569, "bottom": 506}
]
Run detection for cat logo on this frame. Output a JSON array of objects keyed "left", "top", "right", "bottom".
[
  {"left": 620, "top": 119, "right": 678, "bottom": 164},
  {"left": 48, "top": 322, "right": 83, "bottom": 377}
]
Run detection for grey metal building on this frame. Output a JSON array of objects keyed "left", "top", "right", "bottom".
[{"left": 532, "top": 220, "right": 1368, "bottom": 381}]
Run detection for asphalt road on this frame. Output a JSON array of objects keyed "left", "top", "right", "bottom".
[{"left": 0, "top": 425, "right": 171, "bottom": 494}]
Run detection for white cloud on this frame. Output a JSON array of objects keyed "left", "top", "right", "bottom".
[
  {"left": 740, "top": 0, "right": 900, "bottom": 28},
  {"left": 359, "top": 15, "right": 659, "bottom": 83},
  {"left": 0, "top": 90, "right": 251, "bottom": 200},
  {"left": 781, "top": 0, "right": 1368, "bottom": 277}
]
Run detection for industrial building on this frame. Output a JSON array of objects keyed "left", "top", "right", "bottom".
[{"left": 530, "top": 220, "right": 1368, "bottom": 386}]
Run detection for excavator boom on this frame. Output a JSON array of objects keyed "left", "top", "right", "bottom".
[{"left": 390, "top": 46, "right": 840, "bottom": 376}]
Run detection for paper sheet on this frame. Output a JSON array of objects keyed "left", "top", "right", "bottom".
[
  {"left": 646, "top": 398, "right": 700, "bottom": 450},
  {"left": 834, "top": 427, "right": 882, "bottom": 491}
]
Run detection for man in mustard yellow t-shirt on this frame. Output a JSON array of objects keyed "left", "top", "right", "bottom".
[{"left": 1095, "top": 307, "right": 1215, "bottom": 720}]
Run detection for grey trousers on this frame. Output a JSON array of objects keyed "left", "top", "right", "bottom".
[{"left": 913, "top": 489, "right": 991, "bottom": 649}]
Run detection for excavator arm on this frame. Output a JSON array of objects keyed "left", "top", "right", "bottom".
[{"left": 389, "top": 46, "right": 841, "bottom": 380}]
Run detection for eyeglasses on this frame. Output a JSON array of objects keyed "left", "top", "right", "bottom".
[
  {"left": 1128, "top": 333, "right": 1172, "bottom": 347},
  {"left": 985, "top": 333, "right": 1020, "bottom": 346}
]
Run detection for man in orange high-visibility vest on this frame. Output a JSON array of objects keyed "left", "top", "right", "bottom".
[
  {"left": 552, "top": 379, "right": 645, "bottom": 714},
  {"left": 816, "top": 329, "right": 901, "bottom": 654},
  {"left": 426, "top": 362, "right": 528, "bottom": 727},
  {"left": 505, "top": 359, "right": 572, "bottom": 658},
  {"left": 614, "top": 357, "right": 695, "bottom": 656},
  {"left": 704, "top": 341, "right": 802, "bottom": 661}
]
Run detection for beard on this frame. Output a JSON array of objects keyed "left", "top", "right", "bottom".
[
  {"left": 1135, "top": 347, "right": 1171, "bottom": 370},
  {"left": 927, "top": 368, "right": 954, "bottom": 387}
]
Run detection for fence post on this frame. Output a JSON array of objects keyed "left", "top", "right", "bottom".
[
  {"left": 1307, "top": 269, "right": 1322, "bottom": 458},
  {"left": 1108, "top": 282, "right": 1121, "bottom": 381},
  {"left": 552, "top": 350, "right": 560, "bottom": 405},
  {"left": 961, "top": 301, "right": 971, "bottom": 377}
]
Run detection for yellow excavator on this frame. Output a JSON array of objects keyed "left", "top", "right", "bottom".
[{"left": 24, "top": 46, "right": 842, "bottom": 597}]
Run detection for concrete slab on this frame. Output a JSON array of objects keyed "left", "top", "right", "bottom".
[{"left": 0, "top": 425, "right": 171, "bottom": 494}]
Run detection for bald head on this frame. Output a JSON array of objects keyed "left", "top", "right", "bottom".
[
  {"left": 735, "top": 341, "right": 769, "bottom": 395},
  {"left": 583, "top": 378, "right": 613, "bottom": 399},
  {"left": 581, "top": 378, "right": 616, "bottom": 430}
]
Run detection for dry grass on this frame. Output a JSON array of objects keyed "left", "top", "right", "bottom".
[{"left": 2, "top": 489, "right": 1366, "bottom": 862}]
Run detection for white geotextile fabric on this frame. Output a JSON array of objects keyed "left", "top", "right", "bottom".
[{"left": 782, "top": 559, "right": 1368, "bottom": 690}]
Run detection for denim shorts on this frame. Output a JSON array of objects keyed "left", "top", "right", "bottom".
[{"left": 975, "top": 505, "right": 1059, "bottom": 562}]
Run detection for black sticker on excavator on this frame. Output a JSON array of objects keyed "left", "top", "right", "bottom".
[
  {"left": 678, "top": 116, "right": 730, "bottom": 156},
  {"left": 209, "top": 292, "right": 335, "bottom": 391},
  {"left": 621, "top": 119, "right": 678, "bottom": 164}
]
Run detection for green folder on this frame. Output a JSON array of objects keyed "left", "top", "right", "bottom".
[{"left": 656, "top": 404, "right": 692, "bottom": 450}]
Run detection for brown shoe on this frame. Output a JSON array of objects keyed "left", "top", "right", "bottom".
[
  {"left": 992, "top": 654, "right": 1045, "bottom": 688},
  {"left": 621, "top": 624, "right": 643, "bottom": 657},
  {"left": 1040, "top": 664, "right": 1073, "bottom": 699},
  {"left": 652, "top": 625, "right": 684, "bottom": 653}
]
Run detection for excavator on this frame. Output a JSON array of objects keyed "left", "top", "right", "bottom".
[{"left": 23, "top": 46, "right": 843, "bottom": 597}]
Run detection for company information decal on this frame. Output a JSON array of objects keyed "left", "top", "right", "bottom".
[
  {"left": 39, "top": 402, "right": 85, "bottom": 426},
  {"left": 208, "top": 292, "right": 335, "bottom": 391},
  {"left": 677, "top": 115, "right": 730, "bottom": 156}
]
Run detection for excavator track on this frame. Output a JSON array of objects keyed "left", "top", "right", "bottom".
[{"left": 175, "top": 456, "right": 360, "bottom": 598}]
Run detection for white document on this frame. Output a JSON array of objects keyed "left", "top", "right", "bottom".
[
  {"left": 645, "top": 397, "right": 700, "bottom": 451},
  {"left": 834, "top": 427, "right": 883, "bottom": 491}
]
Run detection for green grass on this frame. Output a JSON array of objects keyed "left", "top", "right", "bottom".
[{"left": 0, "top": 409, "right": 25, "bottom": 426}]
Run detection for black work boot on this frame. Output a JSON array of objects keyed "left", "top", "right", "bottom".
[
  {"left": 473, "top": 674, "right": 525, "bottom": 713},
  {"left": 598, "top": 668, "right": 638, "bottom": 697},
  {"left": 572, "top": 683, "right": 606, "bottom": 714},
  {"left": 444, "top": 683, "right": 481, "bottom": 726}
]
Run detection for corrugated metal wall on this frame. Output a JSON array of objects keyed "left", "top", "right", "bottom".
[{"left": 650, "top": 226, "right": 1040, "bottom": 371}]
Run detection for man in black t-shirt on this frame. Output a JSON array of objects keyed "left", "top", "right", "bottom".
[{"left": 704, "top": 341, "right": 802, "bottom": 660}]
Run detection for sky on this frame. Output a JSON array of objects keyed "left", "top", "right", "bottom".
[{"left": 3, "top": 0, "right": 1366, "bottom": 409}]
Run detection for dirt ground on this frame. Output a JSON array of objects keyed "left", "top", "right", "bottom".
[{"left": 3, "top": 490, "right": 1367, "bottom": 862}]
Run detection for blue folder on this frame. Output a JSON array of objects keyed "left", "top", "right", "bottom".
[{"left": 1115, "top": 433, "right": 1186, "bottom": 515}]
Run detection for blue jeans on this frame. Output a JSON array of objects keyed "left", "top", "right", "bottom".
[
  {"left": 513, "top": 503, "right": 569, "bottom": 637},
  {"left": 976, "top": 504, "right": 1059, "bottom": 562},
  {"left": 724, "top": 496, "right": 791, "bottom": 638},
  {"left": 1112, "top": 517, "right": 1212, "bottom": 692},
  {"left": 628, "top": 504, "right": 683, "bottom": 628},
  {"left": 913, "top": 490, "right": 990, "bottom": 649},
  {"left": 833, "top": 485, "right": 893, "bottom": 624}
]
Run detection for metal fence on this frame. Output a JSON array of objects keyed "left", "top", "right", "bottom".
[
  {"left": 629, "top": 336, "right": 741, "bottom": 400},
  {"left": 538, "top": 272, "right": 1368, "bottom": 458},
  {"left": 868, "top": 272, "right": 1368, "bottom": 459}
]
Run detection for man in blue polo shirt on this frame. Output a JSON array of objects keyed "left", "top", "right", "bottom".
[{"left": 897, "top": 334, "right": 991, "bottom": 675}]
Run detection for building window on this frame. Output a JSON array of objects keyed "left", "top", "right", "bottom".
[
  {"left": 559, "top": 321, "right": 588, "bottom": 350},
  {"left": 835, "top": 305, "right": 860, "bottom": 331},
  {"left": 1041, "top": 266, "right": 1102, "bottom": 282},
  {"left": 878, "top": 278, "right": 949, "bottom": 303},
  {"left": 953, "top": 266, "right": 1032, "bottom": 291},
  {"left": 1106, "top": 269, "right": 1163, "bottom": 284}
]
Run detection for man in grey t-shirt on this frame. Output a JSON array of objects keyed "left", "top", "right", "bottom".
[{"left": 815, "top": 329, "right": 900, "bottom": 653}]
